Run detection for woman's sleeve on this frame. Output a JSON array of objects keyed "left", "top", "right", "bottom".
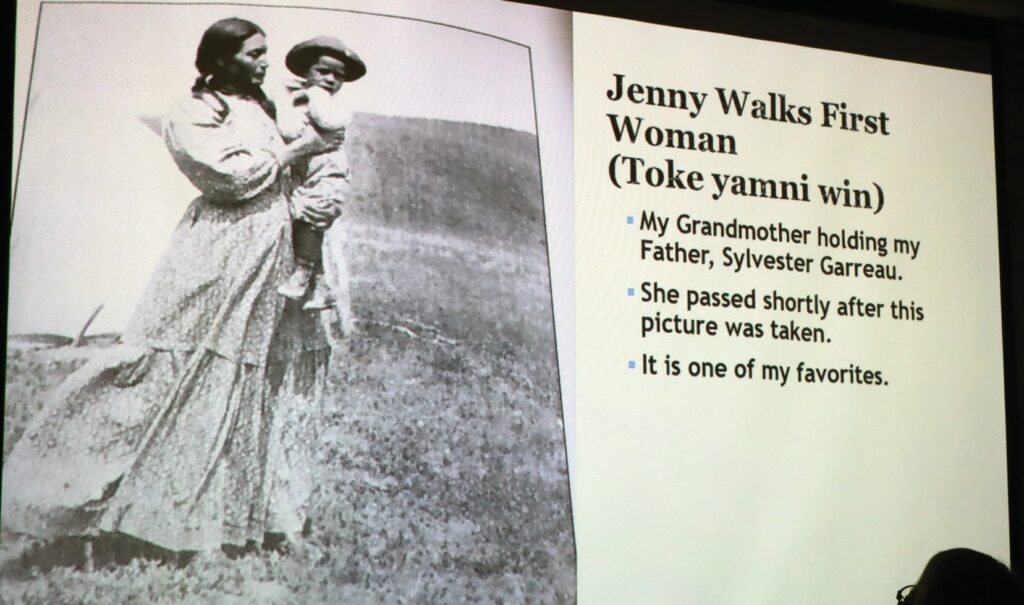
[
  {"left": 162, "top": 96, "right": 281, "bottom": 202},
  {"left": 274, "top": 88, "right": 308, "bottom": 142}
]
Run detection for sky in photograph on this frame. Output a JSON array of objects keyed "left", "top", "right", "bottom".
[{"left": 31, "top": 3, "right": 538, "bottom": 131}]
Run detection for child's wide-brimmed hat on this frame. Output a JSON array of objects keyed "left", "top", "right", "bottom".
[{"left": 286, "top": 36, "right": 367, "bottom": 81}]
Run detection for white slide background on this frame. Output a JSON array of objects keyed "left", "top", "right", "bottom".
[{"left": 573, "top": 12, "right": 1008, "bottom": 605}]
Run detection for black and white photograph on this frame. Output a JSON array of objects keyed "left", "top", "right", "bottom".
[{"left": 4, "top": 2, "right": 575, "bottom": 602}]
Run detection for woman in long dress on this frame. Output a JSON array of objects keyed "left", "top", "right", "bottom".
[{"left": 2, "top": 18, "right": 339, "bottom": 554}]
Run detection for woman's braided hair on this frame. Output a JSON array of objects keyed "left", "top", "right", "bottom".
[{"left": 192, "top": 18, "right": 276, "bottom": 119}]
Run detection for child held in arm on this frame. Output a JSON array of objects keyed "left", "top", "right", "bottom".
[{"left": 276, "top": 36, "right": 366, "bottom": 310}]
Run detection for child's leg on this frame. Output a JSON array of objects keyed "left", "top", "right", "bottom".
[
  {"left": 297, "top": 222, "right": 336, "bottom": 310},
  {"left": 292, "top": 220, "right": 325, "bottom": 270},
  {"left": 278, "top": 220, "right": 325, "bottom": 300}
]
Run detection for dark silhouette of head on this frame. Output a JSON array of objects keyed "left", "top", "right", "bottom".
[{"left": 905, "top": 548, "right": 1024, "bottom": 605}]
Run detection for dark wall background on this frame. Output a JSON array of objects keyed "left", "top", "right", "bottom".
[
  {"left": 994, "top": 13, "right": 1024, "bottom": 576},
  {"left": 516, "top": 0, "right": 1024, "bottom": 572}
]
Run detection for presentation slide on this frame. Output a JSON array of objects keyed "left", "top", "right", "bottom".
[
  {"left": 573, "top": 11, "right": 1008, "bottom": 605},
  {"left": 5, "top": 0, "right": 1017, "bottom": 602}
]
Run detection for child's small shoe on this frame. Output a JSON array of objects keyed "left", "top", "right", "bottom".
[
  {"left": 303, "top": 276, "right": 335, "bottom": 311},
  {"left": 279, "top": 264, "right": 313, "bottom": 300}
]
